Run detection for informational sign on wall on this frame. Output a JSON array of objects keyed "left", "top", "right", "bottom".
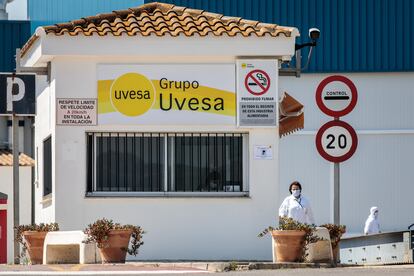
[
  {"left": 254, "top": 145, "right": 273, "bottom": 160},
  {"left": 0, "top": 74, "right": 35, "bottom": 116},
  {"left": 97, "top": 64, "right": 236, "bottom": 125},
  {"left": 56, "top": 98, "right": 97, "bottom": 126},
  {"left": 236, "top": 60, "right": 278, "bottom": 127}
]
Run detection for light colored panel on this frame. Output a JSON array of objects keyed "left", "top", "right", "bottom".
[
  {"left": 0, "top": 167, "right": 32, "bottom": 263},
  {"left": 341, "top": 134, "right": 414, "bottom": 233},
  {"left": 280, "top": 73, "right": 414, "bottom": 130},
  {"left": 279, "top": 134, "right": 331, "bottom": 226}
]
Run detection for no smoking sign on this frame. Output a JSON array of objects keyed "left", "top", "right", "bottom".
[
  {"left": 315, "top": 120, "right": 358, "bottom": 163},
  {"left": 244, "top": 69, "right": 271, "bottom": 95},
  {"left": 237, "top": 60, "right": 277, "bottom": 127}
]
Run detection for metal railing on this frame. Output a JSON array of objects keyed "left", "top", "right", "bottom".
[{"left": 86, "top": 132, "right": 248, "bottom": 196}]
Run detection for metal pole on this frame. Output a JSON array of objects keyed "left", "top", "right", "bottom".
[
  {"left": 12, "top": 114, "right": 20, "bottom": 264},
  {"left": 333, "top": 162, "right": 340, "bottom": 225}
]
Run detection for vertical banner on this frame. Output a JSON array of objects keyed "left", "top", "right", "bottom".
[{"left": 236, "top": 60, "right": 278, "bottom": 127}]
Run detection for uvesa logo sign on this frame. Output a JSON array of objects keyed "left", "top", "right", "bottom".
[
  {"left": 109, "top": 73, "right": 225, "bottom": 117},
  {"left": 0, "top": 74, "right": 35, "bottom": 115}
]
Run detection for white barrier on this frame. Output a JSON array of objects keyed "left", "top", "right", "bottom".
[
  {"left": 306, "top": 227, "right": 333, "bottom": 263},
  {"left": 43, "top": 231, "right": 101, "bottom": 264}
]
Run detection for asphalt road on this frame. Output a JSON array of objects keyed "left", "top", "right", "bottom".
[
  {"left": 1, "top": 265, "right": 414, "bottom": 276},
  {"left": 221, "top": 266, "right": 414, "bottom": 276}
]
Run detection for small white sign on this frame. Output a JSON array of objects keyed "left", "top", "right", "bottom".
[
  {"left": 254, "top": 145, "right": 273, "bottom": 160},
  {"left": 237, "top": 60, "right": 278, "bottom": 127},
  {"left": 57, "top": 98, "right": 97, "bottom": 126}
]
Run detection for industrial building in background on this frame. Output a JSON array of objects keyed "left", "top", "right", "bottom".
[{"left": 0, "top": 0, "right": 413, "bottom": 263}]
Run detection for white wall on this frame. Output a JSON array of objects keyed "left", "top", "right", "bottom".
[
  {"left": 279, "top": 73, "right": 414, "bottom": 235},
  {"left": 0, "top": 166, "right": 32, "bottom": 264},
  {"left": 32, "top": 57, "right": 282, "bottom": 260},
  {"left": 34, "top": 75, "right": 54, "bottom": 223},
  {"left": 5, "top": 0, "right": 27, "bottom": 20}
]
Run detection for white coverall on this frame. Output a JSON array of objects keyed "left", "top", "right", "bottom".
[
  {"left": 278, "top": 194, "right": 315, "bottom": 225},
  {"left": 364, "top": 206, "right": 380, "bottom": 235}
]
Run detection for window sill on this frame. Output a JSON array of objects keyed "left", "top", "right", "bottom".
[{"left": 85, "top": 192, "right": 250, "bottom": 198}]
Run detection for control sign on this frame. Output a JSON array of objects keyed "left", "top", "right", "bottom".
[
  {"left": 316, "top": 120, "right": 358, "bottom": 163},
  {"left": 316, "top": 75, "right": 357, "bottom": 117},
  {"left": 237, "top": 60, "right": 278, "bottom": 127}
]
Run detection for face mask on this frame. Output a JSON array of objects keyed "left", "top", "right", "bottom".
[{"left": 292, "top": 190, "right": 301, "bottom": 198}]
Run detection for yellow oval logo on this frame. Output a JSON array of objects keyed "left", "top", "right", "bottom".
[{"left": 110, "top": 73, "right": 155, "bottom": 117}]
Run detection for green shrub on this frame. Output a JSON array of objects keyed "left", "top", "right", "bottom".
[{"left": 83, "top": 218, "right": 144, "bottom": 256}]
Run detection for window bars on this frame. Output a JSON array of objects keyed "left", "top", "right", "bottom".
[{"left": 86, "top": 132, "right": 248, "bottom": 196}]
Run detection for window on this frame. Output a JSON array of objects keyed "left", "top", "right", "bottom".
[
  {"left": 87, "top": 133, "right": 248, "bottom": 196},
  {"left": 43, "top": 136, "right": 52, "bottom": 196}
]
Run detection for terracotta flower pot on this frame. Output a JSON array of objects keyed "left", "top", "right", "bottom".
[
  {"left": 271, "top": 230, "right": 306, "bottom": 262},
  {"left": 332, "top": 242, "right": 340, "bottom": 263},
  {"left": 99, "top": 229, "right": 133, "bottom": 263},
  {"left": 22, "top": 231, "right": 48, "bottom": 265}
]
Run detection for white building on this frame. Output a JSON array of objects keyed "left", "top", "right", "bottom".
[
  {"left": 19, "top": 2, "right": 304, "bottom": 260},
  {"left": 0, "top": 150, "right": 33, "bottom": 263},
  {"left": 279, "top": 73, "right": 414, "bottom": 235}
]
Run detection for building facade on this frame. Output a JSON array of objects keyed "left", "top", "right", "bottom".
[
  {"left": 20, "top": 2, "right": 301, "bottom": 260},
  {"left": 147, "top": 0, "right": 414, "bottom": 234},
  {"left": 1, "top": 0, "right": 413, "bottom": 262}
]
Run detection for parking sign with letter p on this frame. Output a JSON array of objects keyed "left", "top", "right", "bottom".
[{"left": 0, "top": 74, "right": 35, "bottom": 116}]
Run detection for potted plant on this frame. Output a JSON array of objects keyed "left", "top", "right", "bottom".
[
  {"left": 83, "top": 218, "right": 144, "bottom": 263},
  {"left": 15, "top": 223, "right": 59, "bottom": 264},
  {"left": 259, "top": 216, "right": 319, "bottom": 262},
  {"left": 320, "top": 224, "right": 346, "bottom": 263}
]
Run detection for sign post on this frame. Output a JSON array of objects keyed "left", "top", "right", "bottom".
[
  {"left": 315, "top": 75, "right": 358, "bottom": 225},
  {"left": 1, "top": 73, "right": 35, "bottom": 263}
]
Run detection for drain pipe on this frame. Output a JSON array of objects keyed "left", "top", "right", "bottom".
[{"left": 0, "top": 0, "right": 14, "bottom": 20}]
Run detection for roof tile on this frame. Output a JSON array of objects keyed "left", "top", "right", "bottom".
[
  {"left": 20, "top": 2, "right": 295, "bottom": 57},
  {"left": 0, "top": 150, "right": 35, "bottom": 167},
  {"left": 42, "top": 2, "right": 293, "bottom": 38}
]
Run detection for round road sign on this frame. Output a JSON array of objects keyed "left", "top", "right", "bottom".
[
  {"left": 316, "top": 75, "right": 358, "bottom": 117},
  {"left": 315, "top": 120, "right": 358, "bottom": 163},
  {"left": 244, "top": 69, "right": 271, "bottom": 96}
]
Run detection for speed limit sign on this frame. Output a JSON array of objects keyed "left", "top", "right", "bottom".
[{"left": 315, "top": 120, "right": 358, "bottom": 163}]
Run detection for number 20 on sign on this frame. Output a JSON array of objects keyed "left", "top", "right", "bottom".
[{"left": 315, "top": 120, "right": 358, "bottom": 163}]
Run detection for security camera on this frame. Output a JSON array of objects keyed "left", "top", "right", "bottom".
[{"left": 309, "top": 28, "right": 320, "bottom": 40}]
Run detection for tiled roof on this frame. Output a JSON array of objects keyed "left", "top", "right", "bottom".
[
  {"left": 43, "top": 2, "right": 294, "bottom": 37},
  {"left": 0, "top": 150, "right": 35, "bottom": 166},
  {"left": 21, "top": 2, "right": 295, "bottom": 57},
  {"left": 279, "top": 92, "right": 304, "bottom": 137}
]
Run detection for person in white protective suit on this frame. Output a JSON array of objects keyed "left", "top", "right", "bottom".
[
  {"left": 364, "top": 206, "right": 380, "bottom": 235},
  {"left": 279, "top": 181, "right": 315, "bottom": 225}
]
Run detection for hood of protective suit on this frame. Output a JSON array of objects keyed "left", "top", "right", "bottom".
[{"left": 370, "top": 206, "right": 378, "bottom": 215}]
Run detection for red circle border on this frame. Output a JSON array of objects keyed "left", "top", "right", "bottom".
[
  {"left": 315, "top": 120, "right": 358, "bottom": 163},
  {"left": 316, "top": 75, "right": 358, "bottom": 117},
  {"left": 244, "top": 69, "right": 271, "bottom": 96}
]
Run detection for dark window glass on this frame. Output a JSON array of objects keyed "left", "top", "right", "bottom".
[
  {"left": 43, "top": 136, "right": 52, "bottom": 196},
  {"left": 87, "top": 133, "right": 245, "bottom": 194},
  {"left": 90, "top": 134, "right": 164, "bottom": 192},
  {"left": 168, "top": 134, "right": 243, "bottom": 192}
]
